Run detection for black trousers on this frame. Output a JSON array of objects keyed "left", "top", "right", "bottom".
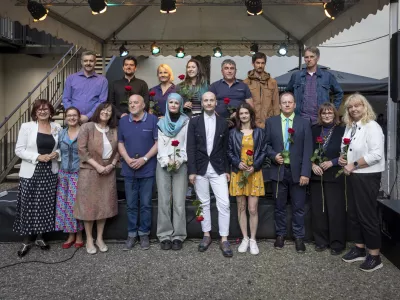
[
  {"left": 347, "top": 172, "right": 382, "bottom": 249},
  {"left": 310, "top": 174, "right": 346, "bottom": 251}
]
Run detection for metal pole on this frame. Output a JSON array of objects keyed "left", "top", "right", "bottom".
[{"left": 387, "top": 0, "right": 399, "bottom": 199}]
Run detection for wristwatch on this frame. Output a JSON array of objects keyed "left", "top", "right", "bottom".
[
  {"left": 143, "top": 156, "right": 148, "bottom": 163},
  {"left": 353, "top": 161, "right": 359, "bottom": 169}
]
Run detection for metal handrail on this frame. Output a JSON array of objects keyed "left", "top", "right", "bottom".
[{"left": 0, "top": 44, "right": 78, "bottom": 129}]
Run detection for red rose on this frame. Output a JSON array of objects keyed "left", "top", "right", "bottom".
[
  {"left": 288, "top": 128, "right": 295, "bottom": 134},
  {"left": 149, "top": 91, "right": 156, "bottom": 97},
  {"left": 125, "top": 86, "right": 132, "bottom": 92},
  {"left": 343, "top": 138, "right": 351, "bottom": 145},
  {"left": 246, "top": 149, "right": 254, "bottom": 156},
  {"left": 171, "top": 140, "right": 180, "bottom": 147},
  {"left": 316, "top": 136, "right": 324, "bottom": 144},
  {"left": 178, "top": 74, "right": 185, "bottom": 80},
  {"left": 223, "top": 97, "right": 230, "bottom": 105},
  {"left": 196, "top": 215, "right": 204, "bottom": 222}
]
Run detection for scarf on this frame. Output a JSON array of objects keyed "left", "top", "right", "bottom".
[{"left": 157, "top": 93, "right": 189, "bottom": 137}]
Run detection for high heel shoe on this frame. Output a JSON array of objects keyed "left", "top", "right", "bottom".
[
  {"left": 35, "top": 239, "right": 50, "bottom": 250},
  {"left": 17, "top": 243, "right": 32, "bottom": 257}
]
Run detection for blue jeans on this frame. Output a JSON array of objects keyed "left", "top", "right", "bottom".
[{"left": 124, "top": 176, "right": 154, "bottom": 237}]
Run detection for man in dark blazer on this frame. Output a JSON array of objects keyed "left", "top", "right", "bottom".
[
  {"left": 187, "top": 91, "right": 233, "bottom": 258},
  {"left": 265, "top": 92, "right": 312, "bottom": 253}
]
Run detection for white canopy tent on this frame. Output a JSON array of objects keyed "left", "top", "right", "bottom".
[{"left": 1, "top": 0, "right": 390, "bottom": 56}]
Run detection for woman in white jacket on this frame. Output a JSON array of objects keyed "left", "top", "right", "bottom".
[
  {"left": 14, "top": 99, "right": 61, "bottom": 257},
  {"left": 156, "top": 93, "right": 189, "bottom": 250}
]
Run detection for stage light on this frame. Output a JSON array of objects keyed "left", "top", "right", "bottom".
[
  {"left": 278, "top": 43, "right": 288, "bottom": 56},
  {"left": 151, "top": 42, "right": 161, "bottom": 55},
  {"left": 160, "top": 0, "right": 177, "bottom": 14},
  {"left": 119, "top": 42, "right": 129, "bottom": 57},
  {"left": 246, "top": 0, "right": 263, "bottom": 16},
  {"left": 89, "top": 0, "right": 108, "bottom": 15},
  {"left": 175, "top": 47, "right": 185, "bottom": 58},
  {"left": 213, "top": 47, "right": 222, "bottom": 58},
  {"left": 27, "top": 1, "right": 49, "bottom": 22},
  {"left": 324, "top": 0, "right": 345, "bottom": 20},
  {"left": 249, "top": 43, "right": 259, "bottom": 55}
]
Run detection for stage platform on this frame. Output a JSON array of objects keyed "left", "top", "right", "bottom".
[{"left": 0, "top": 186, "right": 313, "bottom": 242}]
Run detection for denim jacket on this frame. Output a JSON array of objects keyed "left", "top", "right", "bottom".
[
  {"left": 286, "top": 67, "right": 343, "bottom": 115},
  {"left": 58, "top": 127, "right": 80, "bottom": 172}
]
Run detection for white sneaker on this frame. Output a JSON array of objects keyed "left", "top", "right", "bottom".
[
  {"left": 249, "top": 239, "right": 259, "bottom": 255},
  {"left": 238, "top": 237, "right": 249, "bottom": 253}
]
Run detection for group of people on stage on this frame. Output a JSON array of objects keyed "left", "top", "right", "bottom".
[{"left": 13, "top": 46, "right": 385, "bottom": 272}]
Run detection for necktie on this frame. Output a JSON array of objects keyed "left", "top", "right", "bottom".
[
  {"left": 284, "top": 118, "right": 289, "bottom": 150},
  {"left": 350, "top": 122, "right": 357, "bottom": 138}
]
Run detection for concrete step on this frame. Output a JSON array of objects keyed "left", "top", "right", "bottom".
[{"left": 6, "top": 173, "right": 19, "bottom": 181}]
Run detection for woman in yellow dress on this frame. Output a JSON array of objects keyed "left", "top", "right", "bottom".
[{"left": 228, "top": 103, "right": 267, "bottom": 255}]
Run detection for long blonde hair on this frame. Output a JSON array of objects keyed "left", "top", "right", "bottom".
[
  {"left": 157, "top": 64, "right": 174, "bottom": 82},
  {"left": 342, "top": 93, "right": 376, "bottom": 127}
]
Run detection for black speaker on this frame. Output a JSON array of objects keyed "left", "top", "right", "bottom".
[{"left": 390, "top": 31, "right": 400, "bottom": 102}]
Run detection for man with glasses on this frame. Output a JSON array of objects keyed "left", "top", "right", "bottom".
[
  {"left": 286, "top": 46, "right": 343, "bottom": 125},
  {"left": 265, "top": 92, "right": 312, "bottom": 253},
  {"left": 63, "top": 51, "right": 108, "bottom": 123}
]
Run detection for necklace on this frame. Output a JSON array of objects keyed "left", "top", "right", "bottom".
[{"left": 320, "top": 124, "right": 336, "bottom": 149}]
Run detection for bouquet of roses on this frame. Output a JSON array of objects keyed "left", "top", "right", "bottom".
[
  {"left": 167, "top": 140, "right": 181, "bottom": 172},
  {"left": 148, "top": 90, "right": 161, "bottom": 117},
  {"left": 335, "top": 138, "right": 351, "bottom": 178},
  {"left": 276, "top": 128, "right": 295, "bottom": 198},
  {"left": 121, "top": 85, "right": 132, "bottom": 105},
  {"left": 177, "top": 74, "right": 195, "bottom": 114},
  {"left": 238, "top": 149, "right": 254, "bottom": 189},
  {"left": 224, "top": 97, "right": 237, "bottom": 119},
  {"left": 311, "top": 136, "right": 329, "bottom": 212}
]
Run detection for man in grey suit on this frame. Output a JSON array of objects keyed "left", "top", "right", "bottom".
[{"left": 265, "top": 92, "right": 312, "bottom": 253}]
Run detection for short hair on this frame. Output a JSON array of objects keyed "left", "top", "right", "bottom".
[
  {"left": 123, "top": 56, "right": 137, "bottom": 67},
  {"left": 304, "top": 46, "right": 320, "bottom": 58},
  {"left": 342, "top": 93, "right": 376, "bottom": 127},
  {"left": 279, "top": 92, "right": 296, "bottom": 103},
  {"left": 90, "top": 103, "right": 117, "bottom": 128},
  {"left": 317, "top": 102, "right": 340, "bottom": 126},
  {"left": 31, "top": 99, "right": 55, "bottom": 122},
  {"left": 157, "top": 64, "right": 174, "bottom": 82},
  {"left": 81, "top": 51, "right": 97, "bottom": 60},
  {"left": 235, "top": 103, "right": 256, "bottom": 130},
  {"left": 221, "top": 59, "right": 236, "bottom": 69},
  {"left": 252, "top": 52, "right": 267, "bottom": 64}
]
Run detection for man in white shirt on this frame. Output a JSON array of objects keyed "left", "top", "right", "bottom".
[{"left": 186, "top": 92, "right": 232, "bottom": 257}]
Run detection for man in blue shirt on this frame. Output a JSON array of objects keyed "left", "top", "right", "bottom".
[
  {"left": 118, "top": 94, "right": 158, "bottom": 250},
  {"left": 209, "top": 59, "right": 253, "bottom": 120},
  {"left": 286, "top": 46, "right": 343, "bottom": 124},
  {"left": 62, "top": 51, "right": 108, "bottom": 123}
]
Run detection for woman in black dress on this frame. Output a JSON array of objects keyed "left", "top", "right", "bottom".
[{"left": 14, "top": 99, "right": 61, "bottom": 257}]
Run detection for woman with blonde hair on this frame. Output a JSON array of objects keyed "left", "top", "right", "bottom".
[
  {"left": 339, "top": 93, "right": 385, "bottom": 272},
  {"left": 149, "top": 64, "right": 177, "bottom": 116}
]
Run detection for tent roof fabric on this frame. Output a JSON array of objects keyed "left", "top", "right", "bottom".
[
  {"left": 1, "top": 0, "right": 390, "bottom": 55},
  {"left": 275, "top": 65, "right": 388, "bottom": 94}
]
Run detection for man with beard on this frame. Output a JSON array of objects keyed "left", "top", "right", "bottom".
[
  {"left": 63, "top": 51, "right": 108, "bottom": 123},
  {"left": 243, "top": 52, "right": 280, "bottom": 128},
  {"left": 109, "top": 56, "right": 149, "bottom": 119},
  {"left": 286, "top": 46, "right": 343, "bottom": 125}
]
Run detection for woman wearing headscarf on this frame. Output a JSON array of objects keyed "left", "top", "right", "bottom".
[{"left": 156, "top": 93, "right": 190, "bottom": 251}]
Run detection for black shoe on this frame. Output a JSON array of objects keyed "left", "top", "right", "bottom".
[
  {"left": 160, "top": 240, "right": 172, "bottom": 250},
  {"left": 220, "top": 241, "right": 233, "bottom": 258},
  {"left": 330, "top": 248, "right": 344, "bottom": 256},
  {"left": 359, "top": 254, "right": 383, "bottom": 272},
  {"left": 17, "top": 243, "right": 32, "bottom": 257},
  {"left": 35, "top": 239, "right": 50, "bottom": 250},
  {"left": 342, "top": 246, "right": 366, "bottom": 263},
  {"left": 198, "top": 236, "right": 212, "bottom": 252},
  {"left": 172, "top": 239, "right": 183, "bottom": 251},
  {"left": 315, "top": 244, "right": 327, "bottom": 252},
  {"left": 295, "top": 239, "right": 306, "bottom": 253},
  {"left": 274, "top": 236, "right": 285, "bottom": 250}
]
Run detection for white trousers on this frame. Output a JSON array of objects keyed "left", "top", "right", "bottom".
[{"left": 195, "top": 168, "right": 230, "bottom": 237}]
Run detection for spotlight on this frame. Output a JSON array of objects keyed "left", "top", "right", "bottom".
[
  {"left": 249, "top": 43, "right": 259, "bottom": 55},
  {"left": 160, "top": 0, "right": 177, "bottom": 14},
  {"left": 324, "top": 0, "right": 345, "bottom": 20},
  {"left": 27, "top": 1, "right": 48, "bottom": 22},
  {"left": 278, "top": 44, "right": 288, "bottom": 56},
  {"left": 151, "top": 42, "right": 161, "bottom": 55},
  {"left": 119, "top": 42, "right": 129, "bottom": 57},
  {"left": 175, "top": 47, "right": 185, "bottom": 58},
  {"left": 246, "top": 0, "right": 263, "bottom": 16},
  {"left": 213, "top": 47, "right": 222, "bottom": 58},
  {"left": 89, "top": 0, "right": 108, "bottom": 15}
]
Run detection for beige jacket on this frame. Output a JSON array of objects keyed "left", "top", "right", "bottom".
[{"left": 243, "top": 70, "right": 280, "bottom": 128}]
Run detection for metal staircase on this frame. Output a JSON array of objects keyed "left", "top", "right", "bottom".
[{"left": 0, "top": 45, "right": 82, "bottom": 183}]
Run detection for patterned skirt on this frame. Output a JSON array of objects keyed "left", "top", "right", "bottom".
[
  {"left": 55, "top": 170, "right": 84, "bottom": 233},
  {"left": 13, "top": 162, "right": 58, "bottom": 235}
]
